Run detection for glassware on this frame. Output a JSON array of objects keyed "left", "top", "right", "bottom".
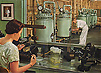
[{"left": 36, "top": 56, "right": 43, "bottom": 65}]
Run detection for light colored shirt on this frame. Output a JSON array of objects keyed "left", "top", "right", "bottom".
[
  {"left": 5, "top": 10, "right": 10, "bottom": 14},
  {"left": 0, "top": 42, "right": 19, "bottom": 69},
  {"left": 77, "top": 20, "right": 87, "bottom": 28}
]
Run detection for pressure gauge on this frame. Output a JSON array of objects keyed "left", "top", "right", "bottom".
[
  {"left": 38, "top": 5, "right": 43, "bottom": 11},
  {"left": 94, "top": 10, "right": 97, "bottom": 13},
  {"left": 59, "top": 8, "right": 63, "bottom": 12},
  {"left": 80, "top": 10, "right": 82, "bottom": 13}
]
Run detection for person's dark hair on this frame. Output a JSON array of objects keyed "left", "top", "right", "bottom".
[{"left": 5, "top": 19, "right": 25, "bottom": 34}]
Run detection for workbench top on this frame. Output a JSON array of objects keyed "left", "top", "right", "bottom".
[{"left": 19, "top": 56, "right": 101, "bottom": 73}]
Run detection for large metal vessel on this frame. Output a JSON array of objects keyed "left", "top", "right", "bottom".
[
  {"left": 57, "top": 5, "right": 72, "bottom": 37},
  {"left": 35, "top": 1, "right": 56, "bottom": 42}
]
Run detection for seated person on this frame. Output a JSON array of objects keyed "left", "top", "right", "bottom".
[{"left": 0, "top": 19, "right": 36, "bottom": 73}]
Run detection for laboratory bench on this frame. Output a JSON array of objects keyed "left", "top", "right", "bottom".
[{"left": 19, "top": 52, "right": 101, "bottom": 73}]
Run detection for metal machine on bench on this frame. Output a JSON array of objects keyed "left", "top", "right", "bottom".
[
  {"left": 73, "top": 43, "right": 101, "bottom": 72},
  {"left": 12, "top": 24, "right": 46, "bottom": 62}
]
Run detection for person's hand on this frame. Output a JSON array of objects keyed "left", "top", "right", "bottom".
[
  {"left": 72, "top": 29, "right": 75, "bottom": 31},
  {"left": 30, "top": 54, "right": 36, "bottom": 66},
  {"left": 17, "top": 44, "right": 25, "bottom": 50},
  {"left": 75, "top": 28, "right": 79, "bottom": 31},
  {"left": 72, "top": 28, "right": 79, "bottom": 31}
]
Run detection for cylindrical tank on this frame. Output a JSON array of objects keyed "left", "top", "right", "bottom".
[
  {"left": 86, "top": 9, "right": 92, "bottom": 28},
  {"left": 77, "top": 15, "right": 86, "bottom": 22},
  {"left": 91, "top": 9, "right": 95, "bottom": 27},
  {"left": 86, "top": 14, "right": 91, "bottom": 28},
  {"left": 57, "top": 5, "right": 72, "bottom": 37},
  {"left": 77, "top": 8, "right": 87, "bottom": 23},
  {"left": 94, "top": 10, "right": 97, "bottom": 25},
  {"left": 57, "top": 14, "right": 71, "bottom": 37},
  {"left": 43, "top": 1, "right": 56, "bottom": 42},
  {"left": 35, "top": 1, "right": 56, "bottom": 42},
  {"left": 35, "top": 13, "right": 53, "bottom": 42}
]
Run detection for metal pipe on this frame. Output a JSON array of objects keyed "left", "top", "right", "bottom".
[
  {"left": 78, "top": 9, "right": 81, "bottom": 15},
  {"left": 63, "top": 5, "right": 72, "bottom": 13},
  {"left": 36, "top": 0, "right": 39, "bottom": 6},
  {"left": 24, "top": 0, "right": 27, "bottom": 37},
  {"left": 87, "top": 9, "right": 92, "bottom": 13},
  {"left": 81, "top": 8, "right": 86, "bottom": 11},
  {"left": 21, "top": 0, "right": 24, "bottom": 38},
  {"left": 43, "top": 1, "right": 56, "bottom": 42},
  {"left": 56, "top": 1, "right": 60, "bottom": 10},
  {"left": 43, "top": 1, "right": 55, "bottom": 9},
  {"left": 56, "top": 38, "right": 65, "bottom": 43},
  {"left": 63, "top": 5, "right": 72, "bottom": 21},
  {"left": 24, "top": 25, "right": 46, "bottom": 29},
  {"left": 63, "top": 5, "right": 72, "bottom": 29}
]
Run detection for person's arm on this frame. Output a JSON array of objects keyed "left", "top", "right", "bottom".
[
  {"left": 17, "top": 44, "right": 25, "bottom": 51},
  {"left": 72, "top": 28, "right": 79, "bottom": 31},
  {"left": 10, "top": 55, "right": 36, "bottom": 73}
]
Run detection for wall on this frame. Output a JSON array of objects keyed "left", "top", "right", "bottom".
[
  {"left": 27, "top": 0, "right": 72, "bottom": 36},
  {"left": 97, "top": 9, "right": 101, "bottom": 17},
  {"left": 90, "top": 1, "right": 101, "bottom": 9},
  {"left": 91, "top": 0, "right": 101, "bottom": 1},
  {"left": 0, "top": 0, "right": 27, "bottom": 36}
]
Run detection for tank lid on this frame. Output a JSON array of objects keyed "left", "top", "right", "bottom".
[
  {"left": 36, "top": 13, "right": 52, "bottom": 18},
  {"left": 57, "top": 14, "right": 70, "bottom": 18},
  {"left": 78, "top": 15, "right": 86, "bottom": 17}
]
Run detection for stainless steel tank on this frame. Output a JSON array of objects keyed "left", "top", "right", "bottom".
[
  {"left": 35, "top": 14, "right": 53, "bottom": 42},
  {"left": 77, "top": 8, "right": 87, "bottom": 22},
  {"left": 57, "top": 14, "right": 71, "bottom": 37},
  {"left": 94, "top": 10, "right": 97, "bottom": 25},
  {"left": 35, "top": 1, "right": 56, "bottom": 42},
  {"left": 91, "top": 9, "right": 95, "bottom": 27},
  {"left": 57, "top": 5, "right": 72, "bottom": 37},
  {"left": 86, "top": 9, "right": 92, "bottom": 28}
]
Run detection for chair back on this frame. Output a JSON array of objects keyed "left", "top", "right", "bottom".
[{"left": 0, "top": 66, "right": 10, "bottom": 73}]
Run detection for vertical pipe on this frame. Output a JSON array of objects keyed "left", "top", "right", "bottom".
[
  {"left": 71, "top": 0, "right": 72, "bottom": 9},
  {"left": 57, "top": 1, "right": 60, "bottom": 10},
  {"left": 21, "top": 0, "right": 27, "bottom": 38},
  {"left": 21, "top": 0, "right": 24, "bottom": 38},
  {"left": 89, "top": 1, "right": 90, "bottom": 9},
  {"left": 74, "top": 0, "right": 76, "bottom": 17},
  {"left": 81, "top": 0, "right": 82, "bottom": 9},
  {"left": 23, "top": 0, "right": 27, "bottom": 37},
  {"left": 33, "top": 0, "right": 35, "bottom": 36}
]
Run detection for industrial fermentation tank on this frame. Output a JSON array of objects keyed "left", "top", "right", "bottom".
[
  {"left": 77, "top": 8, "right": 96, "bottom": 28},
  {"left": 90, "top": 9, "right": 97, "bottom": 27},
  {"left": 57, "top": 5, "right": 72, "bottom": 37},
  {"left": 91, "top": 9, "right": 95, "bottom": 27},
  {"left": 94, "top": 10, "right": 97, "bottom": 25},
  {"left": 35, "top": 13, "right": 53, "bottom": 42},
  {"left": 77, "top": 8, "right": 87, "bottom": 22},
  {"left": 86, "top": 9, "right": 92, "bottom": 28},
  {"left": 35, "top": 1, "right": 56, "bottom": 42}
]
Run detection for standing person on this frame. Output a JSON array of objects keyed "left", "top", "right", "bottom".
[
  {"left": 0, "top": 19, "right": 36, "bottom": 73},
  {"left": 72, "top": 18, "right": 88, "bottom": 45},
  {"left": 5, "top": 7, "right": 10, "bottom": 17}
]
